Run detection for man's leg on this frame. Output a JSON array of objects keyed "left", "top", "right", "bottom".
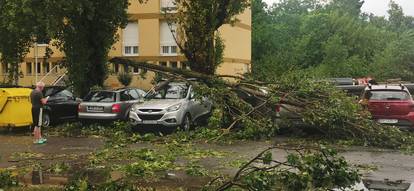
[{"left": 32, "top": 108, "right": 40, "bottom": 143}]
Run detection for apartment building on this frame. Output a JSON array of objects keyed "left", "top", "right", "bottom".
[{"left": 0, "top": 0, "right": 251, "bottom": 90}]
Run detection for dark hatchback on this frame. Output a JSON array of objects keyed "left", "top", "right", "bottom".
[{"left": 41, "top": 86, "right": 81, "bottom": 127}]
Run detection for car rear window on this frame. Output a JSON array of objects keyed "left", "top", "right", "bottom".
[
  {"left": 365, "top": 90, "right": 411, "bottom": 101},
  {"left": 84, "top": 91, "right": 116, "bottom": 102}
]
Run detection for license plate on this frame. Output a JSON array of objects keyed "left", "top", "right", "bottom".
[
  {"left": 378, "top": 119, "right": 398, "bottom": 124},
  {"left": 142, "top": 120, "right": 158, "bottom": 125},
  {"left": 87, "top": 106, "right": 104, "bottom": 112}
]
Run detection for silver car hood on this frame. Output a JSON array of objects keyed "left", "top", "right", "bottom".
[{"left": 136, "top": 99, "right": 185, "bottom": 109}]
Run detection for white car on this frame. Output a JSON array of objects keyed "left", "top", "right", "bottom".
[{"left": 129, "top": 82, "right": 212, "bottom": 130}]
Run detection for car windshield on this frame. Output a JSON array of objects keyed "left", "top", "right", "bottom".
[
  {"left": 366, "top": 90, "right": 411, "bottom": 101},
  {"left": 146, "top": 84, "right": 188, "bottom": 100},
  {"left": 84, "top": 91, "right": 116, "bottom": 102}
]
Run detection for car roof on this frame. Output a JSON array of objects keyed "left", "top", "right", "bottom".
[
  {"left": 365, "top": 85, "right": 407, "bottom": 91},
  {"left": 90, "top": 88, "right": 142, "bottom": 93}
]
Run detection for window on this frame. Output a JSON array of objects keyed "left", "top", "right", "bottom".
[
  {"left": 43, "top": 63, "right": 50, "bottom": 74},
  {"left": 170, "top": 62, "right": 178, "bottom": 68},
  {"left": 366, "top": 90, "right": 410, "bottom": 101},
  {"left": 114, "top": 63, "right": 119, "bottom": 73},
  {"left": 133, "top": 66, "right": 140, "bottom": 74},
  {"left": 146, "top": 84, "right": 189, "bottom": 99},
  {"left": 55, "top": 90, "right": 74, "bottom": 99},
  {"left": 120, "top": 91, "right": 132, "bottom": 101},
  {"left": 123, "top": 22, "right": 139, "bottom": 56},
  {"left": 161, "top": 0, "right": 177, "bottom": 12},
  {"left": 181, "top": 62, "right": 189, "bottom": 70},
  {"left": 128, "top": 90, "right": 140, "bottom": 100},
  {"left": 36, "top": 63, "right": 41, "bottom": 74},
  {"left": 84, "top": 91, "right": 116, "bottom": 103},
  {"left": 171, "top": 46, "right": 177, "bottom": 54},
  {"left": 160, "top": 22, "right": 178, "bottom": 56},
  {"left": 137, "top": 89, "right": 146, "bottom": 97},
  {"left": 26, "top": 63, "right": 32, "bottom": 75}
]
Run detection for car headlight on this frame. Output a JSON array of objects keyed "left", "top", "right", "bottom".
[
  {"left": 167, "top": 103, "right": 181, "bottom": 112},
  {"left": 130, "top": 106, "right": 137, "bottom": 112}
]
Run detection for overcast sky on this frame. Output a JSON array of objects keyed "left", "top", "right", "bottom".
[{"left": 262, "top": 0, "right": 414, "bottom": 16}]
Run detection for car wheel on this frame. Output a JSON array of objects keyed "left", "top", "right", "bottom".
[
  {"left": 42, "top": 112, "right": 51, "bottom": 128},
  {"left": 181, "top": 113, "right": 191, "bottom": 132}
]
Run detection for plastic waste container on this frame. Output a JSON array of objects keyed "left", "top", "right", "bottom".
[{"left": 0, "top": 88, "right": 33, "bottom": 128}]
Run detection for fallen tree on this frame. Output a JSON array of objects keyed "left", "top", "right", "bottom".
[
  {"left": 110, "top": 57, "right": 414, "bottom": 150},
  {"left": 205, "top": 146, "right": 360, "bottom": 191}
]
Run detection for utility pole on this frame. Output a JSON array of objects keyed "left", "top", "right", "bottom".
[{"left": 34, "top": 42, "right": 48, "bottom": 84}]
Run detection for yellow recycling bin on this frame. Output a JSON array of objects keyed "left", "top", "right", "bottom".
[{"left": 0, "top": 88, "right": 33, "bottom": 128}]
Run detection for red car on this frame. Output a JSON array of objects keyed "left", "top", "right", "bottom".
[{"left": 360, "top": 85, "right": 414, "bottom": 129}]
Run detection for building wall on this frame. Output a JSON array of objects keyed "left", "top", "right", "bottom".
[{"left": 0, "top": 0, "right": 251, "bottom": 91}]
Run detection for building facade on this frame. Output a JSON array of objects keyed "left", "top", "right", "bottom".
[{"left": 0, "top": 0, "right": 251, "bottom": 90}]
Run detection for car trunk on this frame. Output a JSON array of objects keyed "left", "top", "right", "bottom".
[{"left": 368, "top": 100, "right": 414, "bottom": 116}]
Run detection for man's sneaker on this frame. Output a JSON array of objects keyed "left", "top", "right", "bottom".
[{"left": 39, "top": 138, "right": 47, "bottom": 143}]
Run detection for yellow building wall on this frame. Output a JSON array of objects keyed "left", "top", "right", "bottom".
[{"left": 0, "top": 1, "right": 251, "bottom": 91}]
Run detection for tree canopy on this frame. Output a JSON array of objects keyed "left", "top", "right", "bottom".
[
  {"left": 169, "top": 0, "right": 250, "bottom": 75},
  {"left": 252, "top": 0, "right": 414, "bottom": 82}
]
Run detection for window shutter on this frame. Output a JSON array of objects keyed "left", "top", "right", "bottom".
[
  {"left": 123, "top": 22, "right": 139, "bottom": 46},
  {"left": 160, "top": 22, "right": 176, "bottom": 44}
]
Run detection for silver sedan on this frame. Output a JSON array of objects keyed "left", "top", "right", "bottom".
[{"left": 78, "top": 88, "right": 145, "bottom": 121}]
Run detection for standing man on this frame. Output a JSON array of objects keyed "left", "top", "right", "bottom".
[{"left": 31, "top": 82, "right": 48, "bottom": 144}]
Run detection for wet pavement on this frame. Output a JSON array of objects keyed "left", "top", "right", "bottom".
[
  {"left": 1, "top": 134, "right": 414, "bottom": 189},
  {"left": 0, "top": 135, "right": 104, "bottom": 168}
]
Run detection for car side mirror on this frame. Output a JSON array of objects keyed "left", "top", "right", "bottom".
[{"left": 189, "top": 92, "right": 195, "bottom": 100}]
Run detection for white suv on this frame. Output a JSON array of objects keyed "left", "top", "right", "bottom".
[{"left": 129, "top": 82, "right": 212, "bottom": 130}]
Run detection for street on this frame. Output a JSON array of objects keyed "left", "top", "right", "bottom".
[{"left": 1, "top": 133, "right": 414, "bottom": 190}]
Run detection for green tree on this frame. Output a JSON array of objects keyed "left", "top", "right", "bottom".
[
  {"left": 326, "top": 0, "right": 364, "bottom": 17},
  {"left": 49, "top": 0, "right": 129, "bottom": 96},
  {"left": 0, "top": 0, "right": 49, "bottom": 85},
  {"left": 252, "top": 0, "right": 414, "bottom": 80},
  {"left": 372, "top": 31, "right": 414, "bottom": 81},
  {"left": 170, "top": 0, "right": 250, "bottom": 75}
]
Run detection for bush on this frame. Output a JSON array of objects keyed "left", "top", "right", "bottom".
[{"left": 0, "top": 170, "right": 19, "bottom": 189}]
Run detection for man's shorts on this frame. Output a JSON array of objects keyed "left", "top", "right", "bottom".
[{"left": 32, "top": 107, "right": 41, "bottom": 127}]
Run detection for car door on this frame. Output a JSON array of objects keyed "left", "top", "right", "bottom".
[
  {"left": 45, "top": 94, "right": 64, "bottom": 119},
  {"left": 53, "top": 90, "right": 79, "bottom": 119},
  {"left": 187, "top": 86, "right": 205, "bottom": 120},
  {"left": 60, "top": 90, "right": 80, "bottom": 118}
]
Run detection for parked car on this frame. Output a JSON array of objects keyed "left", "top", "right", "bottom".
[
  {"left": 41, "top": 86, "right": 82, "bottom": 127},
  {"left": 360, "top": 84, "right": 414, "bottom": 129},
  {"left": 234, "top": 87, "right": 304, "bottom": 127},
  {"left": 129, "top": 82, "right": 212, "bottom": 130},
  {"left": 78, "top": 88, "right": 146, "bottom": 121}
]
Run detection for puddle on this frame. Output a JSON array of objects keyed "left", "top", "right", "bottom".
[{"left": 349, "top": 180, "right": 414, "bottom": 191}]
